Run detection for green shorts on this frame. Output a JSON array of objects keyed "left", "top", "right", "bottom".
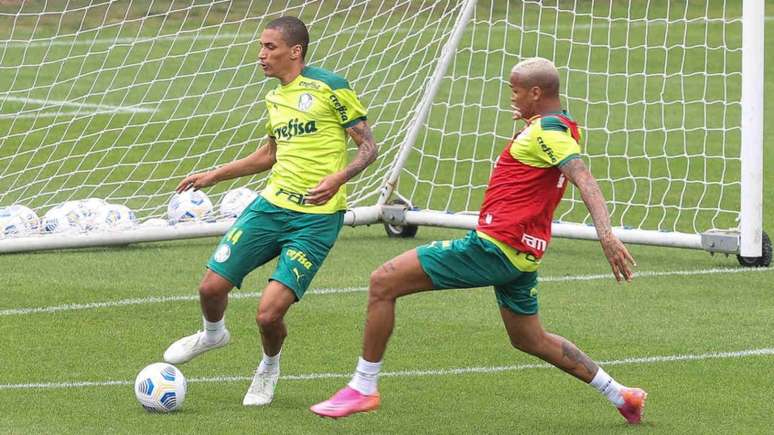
[
  {"left": 206, "top": 196, "right": 344, "bottom": 300},
  {"left": 416, "top": 230, "right": 539, "bottom": 315}
]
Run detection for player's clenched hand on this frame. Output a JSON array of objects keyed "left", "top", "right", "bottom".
[
  {"left": 599, "top": 232, "right": 636, "bottom": 282},
  {"left": 176, "top": 171, "right": 217, "bottom": 193},
  {"left": 306, "top": 173, "right": 345, "bottom": 205}
]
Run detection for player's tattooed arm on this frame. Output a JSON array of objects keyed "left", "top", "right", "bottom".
[
  {"left": 342, "top": 120, "right": 379, "bottom": 182},
  {"left": 306, "top": 121, "right": 378, "bottom": 205},
  {"left": 560, "top": 159, "right": 612, "bottom": 239},
  {"left": 265, "top": 135, "right": 277, "bottom": 161},
  {"left": 560, "top": 158, "right": 636, "bottom": 282}
]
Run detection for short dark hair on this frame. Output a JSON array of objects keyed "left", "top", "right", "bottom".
[{"left": 266, "top": 16, "right": 309, "bottom": 60}]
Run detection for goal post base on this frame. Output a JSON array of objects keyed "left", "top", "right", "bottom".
[
  {"left": 380, "top": 207, "right": 751, "bottom": 255},
  {"left": 701, "top": 230, "right": 742, "bottom": 254},
  {"left": 0, "top": 205, "right": 383, "bottom": 255},
  {"left": 0, "top": 221, "right": 234, "bottom": 254}
]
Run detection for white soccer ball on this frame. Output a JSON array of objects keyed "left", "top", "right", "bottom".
[
  {"left": 219, "top": 188, "right": 257, "bottom": 218},
  {"left": 134, "top": 362, "right": 187, "bottom": 413},
  {"left": 42, "top": 202, "right": 89, "bottom": 234},
  {"left": 79, "top": 198, "right": 108, "bottom": 213},
  {"left": 5, "top": 204, "right": 40, "bottom": 233},
  {"left": 0, "top": 213, "right": 28, "bottom": 239},
  {"left": 168, "top": 190, "right": 214, "bottom": 223},
  {"left": 94, "top": 204, "right": 137, "bottom": 231},
  {"left": 77, "top": 198, "right": 108, "bottom": 229}
]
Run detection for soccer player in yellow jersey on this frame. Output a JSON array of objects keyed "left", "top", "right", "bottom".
[{"left": 162, "top": 16, "right": 379, "bottom": 406}]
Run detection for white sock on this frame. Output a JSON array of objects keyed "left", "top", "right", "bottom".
[
  {"left": 203, "top": 317, "right": 225, "bottom": 344},
  {"left": 590, "top": 367, "right": 625, "bottom": 407},
  {"left": 258, "top": 350, "right": 281, "bottom": 373},
  {"left": 347, "top": 356, "right": 382, "bottom": 395}
]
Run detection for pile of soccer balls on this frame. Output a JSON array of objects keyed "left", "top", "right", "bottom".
[
  {"left": 45, "top": 199, "right": 138, "bottom": 234},
  {"left": 0, "top": 188, "right": 258, "bottom": 239},
  {"left": 0, "top": 199, "right": 139, "bottom": 238}
]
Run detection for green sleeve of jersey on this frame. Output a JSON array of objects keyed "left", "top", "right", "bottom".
[
  {"left": 535, "top": 131, "right": 582, "bottom": 167},
  {"left": 540, "top": 116, "right": 569, "bottom": 132},
  {"left": 329, "top": 87, "right": 367, "bottom": 128}
]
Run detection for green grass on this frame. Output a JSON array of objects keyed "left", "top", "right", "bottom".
[
  {"left": 1, "top": 226, "right": 773, "bottom": 434},
  {"left": 0, "top": 1, "right": 773, "bottom": 433}
]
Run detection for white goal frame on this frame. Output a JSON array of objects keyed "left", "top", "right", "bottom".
[
  {"left": 377, "top": 0, "right": 765, "bottom": 259},
  {"left": 0, "top": 0, "right": 765, "bottom": 258}
]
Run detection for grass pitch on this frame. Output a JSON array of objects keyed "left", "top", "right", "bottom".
[{"left": 1, "top": 226, "right": 773, "bottom": 434}]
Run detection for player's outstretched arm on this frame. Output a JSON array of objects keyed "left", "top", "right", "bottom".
[
  {"left": 559, "top": 158, "right": 636, "bottom": 282},
  {"left": 176, "top": 137, "right": 277, "bottom": 193},
  {"left": 306, "top": 120, "right": 379, "bottom": 205}
]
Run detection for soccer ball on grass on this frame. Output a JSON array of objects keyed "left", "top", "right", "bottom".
[{"left": 134, "top": 363, "right": 187, "bottom": 413}]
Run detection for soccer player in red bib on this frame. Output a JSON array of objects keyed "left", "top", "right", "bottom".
[{"left": 311, "top": 57, "right": 646, "bottom": 423}]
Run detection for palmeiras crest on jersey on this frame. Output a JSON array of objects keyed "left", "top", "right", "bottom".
[{"left": 298, "top": 93, "right": 314, "bottom": 112}]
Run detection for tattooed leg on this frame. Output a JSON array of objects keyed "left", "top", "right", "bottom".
[
  {"left": 500, "top": 309, "right": 600, "bottom": 382},
  {"left": 555, "top": 334, "right": 600, "bottom": 380}
]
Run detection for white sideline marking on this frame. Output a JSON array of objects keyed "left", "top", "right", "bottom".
[
  {"left": 0, "top": 95, "right": 156, "bottom": 113},
  {"left": 0, "top": 287, "right": 368, "bottom": 317},
  {"left": 5, "top": 16, "right": 773, "bottom": 49},
  {"left": 0, "top": 347, "right": 771, "bottom": 390},
  {"left": 539, "top": 266, "right": 774, "bottom": 282},
  {"left": 1, "top": 267, "right": 771, "bottom": 317}
]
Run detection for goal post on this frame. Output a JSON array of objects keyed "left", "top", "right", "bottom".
[
  {"left": 0, "top": 0, "right": 768, "bottom": 265},
  {"left": 740, "top": 0, "right": 765, "bottom": 258}
]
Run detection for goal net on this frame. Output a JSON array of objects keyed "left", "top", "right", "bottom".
[
  {"left": 0, "top": 0, "right": 460, "bottom": 219},
  {"left": 396, "top": 0, "right": 752, "bottom": 239},
  {"left": 0, "top": 0, "right": 764, "bottom": 257}
]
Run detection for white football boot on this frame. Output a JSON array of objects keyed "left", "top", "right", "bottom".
[
  {"left": 163, "top": 329, "right": 230, "bottom": 364},
  {"left": 243, "top": 366, "right": 280, "bottom": 406}
]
